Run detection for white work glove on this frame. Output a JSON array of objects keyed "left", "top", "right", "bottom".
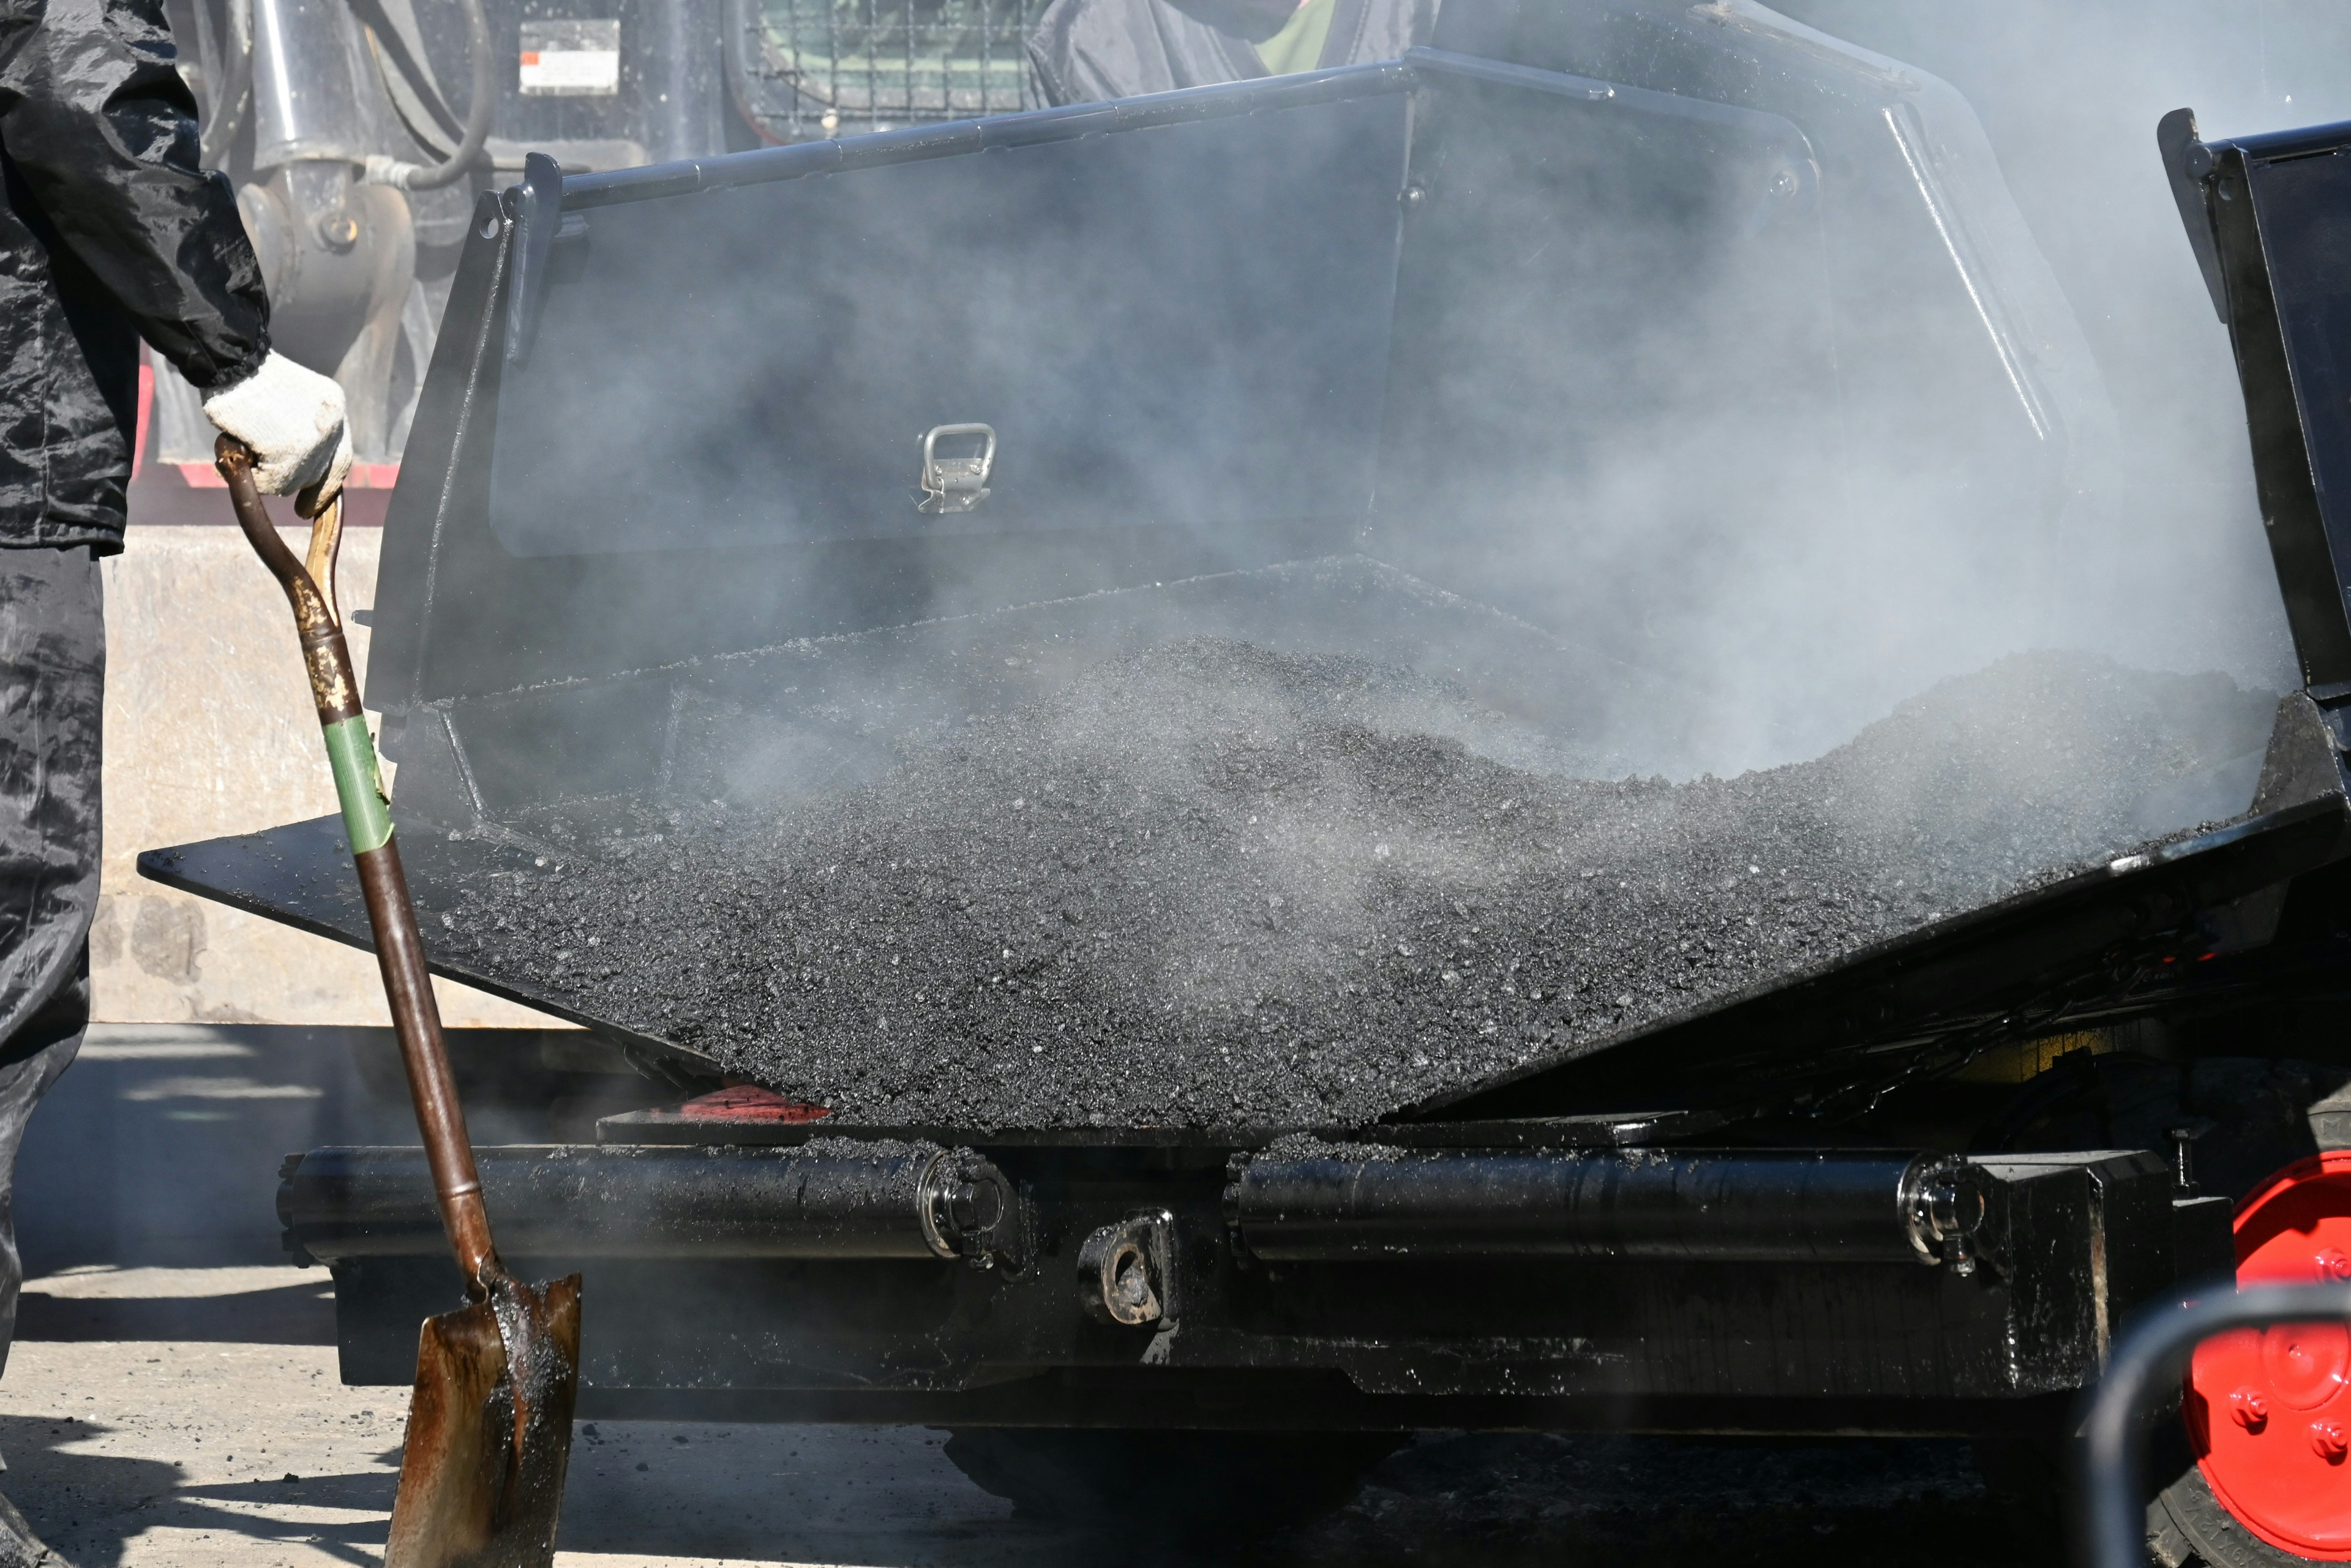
[{"left": 203, "top": 351, "right": 354, "bottom": 511}]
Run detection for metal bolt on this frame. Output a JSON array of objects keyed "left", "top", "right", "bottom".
[
  {"left": 1109, "top": 1245, "right": 1155, "bottom": 1315},
  {"left": 2312, "top": 1420, "right": 2348, "bottom": 1461},
  {"left": 1078, "top": 1214, "right": 1171, "bottom": 1326},
  {"left": 1403, "top": 183, "right": 1427, "bottom": 208},
  {"left": 2319, "top": 1248, "right": 2351, "bottom": 1282},
  {"left": 2231, "top": 1389, "right": 2270, "bottom": 1430},
  {"left": 2168, "top": 1119, "right": 2217, "bottom": 1197}
]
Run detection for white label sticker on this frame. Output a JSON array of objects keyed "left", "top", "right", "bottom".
[
  {"left": 520, "top": 50, "right": 619, "bottom": 92},
  {"left": 519, "top": 20, "right": 620, "bottom": 96}
]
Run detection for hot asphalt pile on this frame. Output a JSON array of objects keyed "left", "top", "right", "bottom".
[{"left": 431, "top": 640, "right": 2276, "bottom": 1127}]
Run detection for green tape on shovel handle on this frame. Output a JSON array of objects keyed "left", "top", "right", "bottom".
[{"left": 322, "top": 714, "right": 394, "bottom": 854}]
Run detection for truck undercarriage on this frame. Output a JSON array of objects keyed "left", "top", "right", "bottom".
[{"left": 143, "top": 6, "right": 2351, "bottom": 1561}]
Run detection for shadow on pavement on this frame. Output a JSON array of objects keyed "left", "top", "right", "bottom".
[
  {"left": 0, "top": 1419, "right": 397, "bottom": 1568},
  {"left": 550, "top": 1422, "right": 1100, "bottom": 1567},
  {"left": 1278, "top": 1433, "right": 2022, "bottom": 1568},
  {"left": 157, "top": 1471, "right": 395, "bottom": 1568},
  {"left": 0, "top": 1417, "right": 187, "bottom": 1568},
  {"left": 15, "top": 1281, "right": 337, "bottom": 1345}
]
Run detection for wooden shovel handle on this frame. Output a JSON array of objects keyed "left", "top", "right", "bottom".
[{"left": 215, "top": 436, "right": 504, "bottom": 1296}]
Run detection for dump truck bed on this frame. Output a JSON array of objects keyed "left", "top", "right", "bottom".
[
  {"left": 140, "top": 553, "right": 2351, "bottom": 1128},
  {"left": 143, "top": 51, "right": 2351, "bottom": 1128}
]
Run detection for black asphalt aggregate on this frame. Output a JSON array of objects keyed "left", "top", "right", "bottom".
[{"left": 435, "top": 640, "right": 2275, "bottom": 1128}]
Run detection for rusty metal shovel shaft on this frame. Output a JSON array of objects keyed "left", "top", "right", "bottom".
[{"left": 215, "top": 436, "right": 580, "bottom": 1568}]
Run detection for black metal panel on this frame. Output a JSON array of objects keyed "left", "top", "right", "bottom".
[
  {"left": 368, "top": 69, "right": 1420, "bottom": 711},
  {"left": 1433, "top": 793, "right": 2350, "bottom": 1120},
  {"left": 1420, "top": 0, "right": 2101, "bottom": 632},
  {"left": 346, "top": 40, "right": 2152, "bottom": 918},
  {"left": 367, "top": 190, "right": 513, "bottom": 716},
  {"left": 134, "top": 814, "right": 697, "bottom": 1060},
  {"left": 296, "top": 1142, "right": 2176, "bottom": 1419},
  {"left": 2165, "top": 114, "right": 2351, "bottom": 692},
  {"left": 1372, "top": 53, "right": 1847, "bottom": 666},
  {"left": 493, "top": 92, "right": 1409, "bottom": 556},
  {"left": 2237, "top": 143, "right": 2351, "bottom": 689}
]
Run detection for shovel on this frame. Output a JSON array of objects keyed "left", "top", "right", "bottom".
[{"left": 215, "top": 435, "right": 581, "bottom": 1568}]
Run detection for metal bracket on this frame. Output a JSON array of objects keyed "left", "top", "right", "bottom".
[
  {"left": 918, "top": 1150, "right": 1027, "bottom": 1270},
  {"left": 503, "top": 151, "right": 566, "bottom": 366},
  {"left": 916, "top": 424, "right": 996, "bottom": 514},
  {"left": 1900, "top": 1154, "right": 1991, "bottom": 1275},
  {"left": 2166, "top": 1117, "right": 2219, "bottom": 1197},
  {"left": 2157, "top": 107, "right": 2229, "bottom": 324},
  {"left": 1077, "top": 1210, "right": 1175, "bottom": 1326}
]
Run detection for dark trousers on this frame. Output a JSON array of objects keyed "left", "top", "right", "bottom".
[{"left": 0, "top": 546, "right": 103, "bottom": 1378}]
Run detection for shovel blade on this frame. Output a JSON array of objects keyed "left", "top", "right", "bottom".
[{"left": 385, "top": 1274, "right": 582, "bottom": 1568}]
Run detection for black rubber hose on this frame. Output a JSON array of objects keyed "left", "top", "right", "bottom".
[
  {"left": 2079, "top": 1280, "right": 2351, "bottom": 1568},
  {"left": 395, "top": 0, "right": 493, "bottom": 189}
]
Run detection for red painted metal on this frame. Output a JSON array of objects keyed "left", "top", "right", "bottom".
[
  {"left": 133, "top": 362, "right": 154, "bottom": 481},
  {"left": 2189, "top": 1150, "right": 2351, "bottom": 1558},
  {"left": 666, "top": 1085, "right": 831, "bottom": 1123}
]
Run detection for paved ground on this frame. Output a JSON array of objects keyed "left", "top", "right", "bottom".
[
  {"left": 0, "top": 1268, "right": 1065, "bottom": 1566},
  {"left": 0, "top": 1025, "right": 2030, "bottom": 1566}
]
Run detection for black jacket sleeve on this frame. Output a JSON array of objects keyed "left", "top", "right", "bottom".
[{"left": 0, "top": 0, "right": 268, "bottom": 392}]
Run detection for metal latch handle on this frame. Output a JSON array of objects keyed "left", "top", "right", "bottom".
[{"left": 918, "top": 423, "right": 996, "bottom": 514}]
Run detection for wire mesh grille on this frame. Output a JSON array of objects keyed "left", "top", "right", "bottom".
[{"left": 753, "top": 0, "right": 1044, "bottom": 134}]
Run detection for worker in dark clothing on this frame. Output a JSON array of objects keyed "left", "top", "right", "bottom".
[
  {"left": 0, "top": 0, "right": 346, "bottom": 1553},
  {"left": 1026, "top": 0, "right": 1436, "bottom": 107}
]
